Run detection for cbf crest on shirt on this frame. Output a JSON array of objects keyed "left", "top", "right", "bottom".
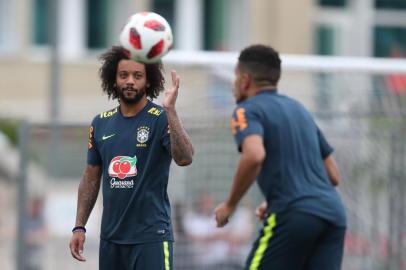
[
  {"left": 87, "top": 101, "right": 173, "bottom": 244},
  {"left": 136, "top": 126, "right": 150, "bottom": 147}
]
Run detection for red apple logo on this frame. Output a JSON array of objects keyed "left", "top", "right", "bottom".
[
  {"left": 108, "top": 156, "right": 137, "bottom": 179},
  {"left": 120, "top": 161, "right": 131, "bottom": 173},
  {"left": 112, "top": 161, "right": 121, "bottom": 173}
]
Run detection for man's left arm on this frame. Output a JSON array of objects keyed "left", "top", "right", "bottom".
[
  {"left": 166, "top": 108, "right": 194, "bottom": 166},
  {"left": 215, "top": 134, "right": 265, "bottom": 227},
  {"left": 163, "top": 70, "right": 193, "bottom": 166}
]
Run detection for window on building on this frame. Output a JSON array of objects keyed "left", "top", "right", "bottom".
[
  {"left": 152, "top": 0, "right": 175, "bottom": 30},
  {"left": 373, "top": 26, "right": 406, "bottom": 106},
  {"left": 0, "top": 0, "right": 16, "bottom": 51},
  {"left": 152, "top": 0, "right": 175, "bottom": 47},
  {"left": 86, "top": 0, "right": 110, "bottom": 49},
  {"left": 33, "top": 0, "right": 50, "bottom": 45},
  {"left": 316, "top": 25, "right": 335, "bottom": 55},
  {"left": 315, "top": 25, "right": 335, "bottom": 111},
  {"left": 318, "top": 0, "right": 347, "bottom": 8},
  {"left": 374, "top": 27, "right": 406, "bottom": 57},
  {"left": 203, "top": 0, "right": 226, "bottom": 50},
  {"left": 376, "top": 0, "right": 406, "bottom": 10}
]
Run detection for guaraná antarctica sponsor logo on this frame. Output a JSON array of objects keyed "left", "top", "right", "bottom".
[
  {"left": 108, "top": 155, "right": 137, "bottom": 188},
  {"left": 110, "top": 178, "right": 134, "bottom": 189}
]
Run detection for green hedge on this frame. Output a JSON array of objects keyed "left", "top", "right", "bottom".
[{"left": 0, "top": 119, "right": 19, "bottom": 146}]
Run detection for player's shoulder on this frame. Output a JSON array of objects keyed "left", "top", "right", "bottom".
[
  {"left": 146, "top": 102, "right": 166, "bottom": 118},
  {"left": 275, "top": 92, "right": 301, "bottom": 106},
  {"left": 97, "top": 107, "right": 119, "bottom": 120},
  {"left": 285, "top": 95, "right": 312, "bottom": 115},
  {"left": 91, "top": 107, "right": 118, "bottom": 129},
  {"left": 270, "top": 93, "right": 308, "bottom": 113},
  {"left": 90, "top": 107, "right": 119, "bottom": 127},
  {"left": 234, "top": 98, "right": 260, "bottom": 115}
]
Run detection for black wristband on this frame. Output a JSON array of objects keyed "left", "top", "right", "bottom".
[{"left": 72, "top": 226, "right": 86, "bottom": 233}]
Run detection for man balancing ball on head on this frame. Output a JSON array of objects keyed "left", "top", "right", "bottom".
[{"left": 69, "top": 46, "right": 193, "bottom": 270}]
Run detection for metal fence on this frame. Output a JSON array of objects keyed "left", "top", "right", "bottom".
[{"left": 1, "top": 62, "right": 406, "bottom": 270}]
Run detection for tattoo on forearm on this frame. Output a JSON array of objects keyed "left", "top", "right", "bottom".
[
  {"left": 76, "top": 167, "right": 101, "bottom": 226},
  {"left": 166, "top": 110, "right": 193, "bottom": 164}
]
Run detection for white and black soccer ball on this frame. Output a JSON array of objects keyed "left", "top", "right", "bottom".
[{"left": 119, "top": 12, "right": 173, "bottom": 64}]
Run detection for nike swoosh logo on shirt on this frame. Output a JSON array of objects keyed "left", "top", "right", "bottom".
[{"left": 102, "top": 134, "right": 115, "bottom": 140}]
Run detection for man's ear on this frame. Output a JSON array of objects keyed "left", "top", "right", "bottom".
[{"left": 240, "top": 73, "right": 251, "bottom": 91}]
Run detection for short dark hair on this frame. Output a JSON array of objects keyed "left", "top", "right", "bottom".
[
  {"left": 238, "top": 44, "right": 281, "bottom": 86},
  {"left": 98, "top": 46, "right": 165, "bottom": 100}
]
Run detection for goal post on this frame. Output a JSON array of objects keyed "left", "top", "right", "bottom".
[
  {"left": 165, "top": 49, "right": 406, "bottom": 73},
  {"left": 163, "top": 50, "right": 406, "bottom": 270}
]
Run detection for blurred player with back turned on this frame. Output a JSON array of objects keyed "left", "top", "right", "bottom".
[
  {"left": 69, "top": 46, "right": 193, "bottom": 270},
  {"left": 215, "top": 44, "right": 346, "bottom": 270}
]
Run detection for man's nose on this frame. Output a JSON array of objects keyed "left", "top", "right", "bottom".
[{"left": 127, "top": 75, "right": 135, "bottom": 85}]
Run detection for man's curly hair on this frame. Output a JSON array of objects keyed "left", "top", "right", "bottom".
[{"left": 98, "top": 46, "right": 165, "bottom": 100}]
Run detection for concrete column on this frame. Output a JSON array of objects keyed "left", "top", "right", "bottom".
[
  {"left": 248, "top": 0, "right": 272, "bottom": 44},
  {"left": 350, "top": 0, "right": 374, "bottom": 56},
  {"left": 16, "top": 0, "right": 30, "bottom": 56},
  {"left": 111, "top": 1, "right": 133, "bottom": 43},
  {"left": 175, "top": 0, "right": 203, "bottom": 50},
  {"left": 0, "top": 0, "right": 17, "bottom": 54},
  {"left": 130, "top": 0, "right": 151, "bottom": 12},
  {"left": 228, "top": 0, "right": 249, "bottom": 50},
  {"left": 248, "top": 0, "right": 313, "bottom": 54},
  {"left": 59, "top": 0, "right": 86, "bottom": 59}
]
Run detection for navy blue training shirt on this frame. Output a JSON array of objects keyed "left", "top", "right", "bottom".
[
  {"left": 87, "top": 101, "right": 174, "bottom": 244},
  {"left": 231, "top": 90, "right": 346, "bottom": 227}
]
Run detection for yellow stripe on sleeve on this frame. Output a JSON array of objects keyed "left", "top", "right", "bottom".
[
  {"left": 163, "top": 241, "right": 170, "bottom": 270},
  {"left": 249, "top": 213, "right": 277, "bottom": 270}
]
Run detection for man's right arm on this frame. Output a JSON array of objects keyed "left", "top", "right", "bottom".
[
  {"left": 324, "top": 155, "right": 340, "bottom": 186},
  {"left": 316, "top": 127, "right": 340, "bottom": 186},
  {"left": 75, "top": 164, "right": 102, "bottom": 226},
  {"left": 69, "top": 164, "right": 102, "bottom": 262}
]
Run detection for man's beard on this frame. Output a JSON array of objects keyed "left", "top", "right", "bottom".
[
  {"left": 233, "top": 87, "right": 247, "bottom": 104},
  {"left": 236, "top": 94, "right": 247, "bottom": 104},
  {"left": 118, "top": 87, "right": 146, "bottom": 104}
]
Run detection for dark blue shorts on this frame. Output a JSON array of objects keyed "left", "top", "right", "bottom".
[
  {"left": 99, "top": 240, "right": 173, "bottom": 270},
  {"left": 245, "top": 211, "right": 346, "bottom": 270}
]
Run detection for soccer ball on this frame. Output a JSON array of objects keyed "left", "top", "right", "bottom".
[{"left": 119, "top": 12, "right": 173, "bottom": 64}]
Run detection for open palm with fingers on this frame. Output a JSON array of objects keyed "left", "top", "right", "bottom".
[{"left": 163, "top": 70, "right": 180, "bottom": 110}]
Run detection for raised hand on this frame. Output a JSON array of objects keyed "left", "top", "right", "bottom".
[{"left": 163, "top": 70, "right": 180, "bottom": 110}]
